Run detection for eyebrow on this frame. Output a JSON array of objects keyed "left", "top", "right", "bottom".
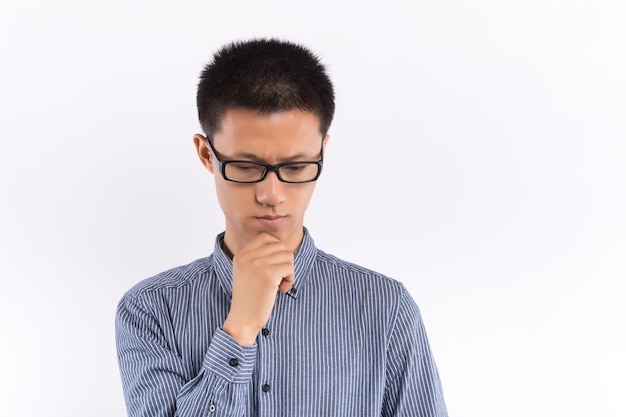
[{"left": 230, "top": 151, "right": 317, "bottom": 162}]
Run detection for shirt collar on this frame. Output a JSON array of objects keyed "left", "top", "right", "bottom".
[{"left": 212, "top": 227, "right": 317, "bottom": 300}]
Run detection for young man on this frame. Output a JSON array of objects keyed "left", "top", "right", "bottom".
[{"left": 116, "top": 38, "right": 447, "bottom": 417}]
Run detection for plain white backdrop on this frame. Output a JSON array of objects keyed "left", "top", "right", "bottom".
[{"left": 1, "top": 1, "right": 624, "bottom": 416}]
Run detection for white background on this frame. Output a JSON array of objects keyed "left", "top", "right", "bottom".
[{"left": 1, "top": 1, "right": 624, "bottom": 416}]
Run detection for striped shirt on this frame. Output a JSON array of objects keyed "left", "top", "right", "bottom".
[{"left": 115, "top": 229, "right": 447, "bottom": 416}]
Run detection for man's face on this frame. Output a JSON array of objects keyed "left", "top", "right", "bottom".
[{"left": 194, "top": 108, "right": 329, "bottom": 255}]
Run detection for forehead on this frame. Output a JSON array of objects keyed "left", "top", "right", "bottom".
[{"left": 213, "top": 108, "right": 322, "bottom": 157}]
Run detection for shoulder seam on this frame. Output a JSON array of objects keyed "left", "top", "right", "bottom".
[{"left": 125, "top": 256, "right": 213, "bottom": 297}]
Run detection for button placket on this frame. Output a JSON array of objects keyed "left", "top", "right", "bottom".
[{"left": 257, "top": 315, "right": 275, "bottom": 401}]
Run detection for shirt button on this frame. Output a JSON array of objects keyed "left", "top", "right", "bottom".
[
  {"left": 261, "top": 328, "right": 270, "bottom": 336},
  {"left": 209, "top": 404, "right": 216, "bottom": 413},
  {"left": 228, "top": 358, "right": 239, "bottom": 367},
  {"left": 290, "top": 288, "right": 298, "bottom": 295},
  {"left": 262, "top": 383, "right": 271, "bottom": 393}
]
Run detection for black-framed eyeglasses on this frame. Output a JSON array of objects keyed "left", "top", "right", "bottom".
[{"left": 206, "top": 138, "right": 324, "bottom": 184}]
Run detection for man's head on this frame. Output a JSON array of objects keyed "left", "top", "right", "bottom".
[
  {"left": 193, "top": 38, "right": 335, "bottom": 255},
  {"left": 196, "top": 38, "right": 335, "bottom": 139}
]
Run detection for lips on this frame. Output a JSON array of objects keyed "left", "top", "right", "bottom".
[{"left": 255, "top": 215, "right": 286, "bottom": 228}]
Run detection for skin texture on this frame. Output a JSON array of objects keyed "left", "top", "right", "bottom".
[{"left": 193, "top": 108, "right": 329, "bottom": 345}]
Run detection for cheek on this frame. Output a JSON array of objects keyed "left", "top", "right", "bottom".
[
  {"left": 214, "top": 182, "right": 245, "bottom": 211},
  {"left": 294, "top": 185, "right": 316, "bottom": 207}
]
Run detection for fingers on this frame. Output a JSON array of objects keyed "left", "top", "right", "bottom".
[
  {"left": 278, "top": 275, "right": 295, "bottom": 294},
  {"left": 224, "top": 232, "right": 296, "bottom": 344},
  {"left": 237, "top": 233, "right": 294, "bottom": 279}
]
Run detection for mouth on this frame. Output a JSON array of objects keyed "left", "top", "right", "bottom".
[{"left": 255, "top": 215, "right": 286, "bottom": 228}]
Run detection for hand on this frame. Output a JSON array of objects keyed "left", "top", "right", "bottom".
[{"left": 222, "top": 233, "right": 295, "bottom": 345}]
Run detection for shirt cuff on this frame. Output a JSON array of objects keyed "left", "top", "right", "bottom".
[{"left": 202, "top": 328, "right": 257, "bottom": 384}]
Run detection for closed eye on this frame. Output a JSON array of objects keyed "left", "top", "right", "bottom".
[
  {"left": 231, "top": 163, "right": 264, "bottom": 172},
  {"left": 282, "top": 164, "right": 309, "bottom": 172}
]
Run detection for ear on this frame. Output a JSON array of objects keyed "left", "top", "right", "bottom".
[
  {"left": 193, "top": 134, "right": 215, "bottom": 174},
  {"left": 322, "top": 134, "right": 330, "bottom": 152}
]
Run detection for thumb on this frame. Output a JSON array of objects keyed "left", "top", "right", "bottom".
[{"left": 278, "top": 274, "right": 295, "bottom": 294}]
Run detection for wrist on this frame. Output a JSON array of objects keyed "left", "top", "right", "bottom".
[{"left": 222, "top": 317, "right": 259, "bottom": 346}]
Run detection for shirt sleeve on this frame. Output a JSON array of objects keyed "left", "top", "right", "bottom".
[
  {"left": 115, "top": 291, "right": 256, "bottom": 417},
  {"left": 381, "top": 285, "right": 448, "bottom": 417}
]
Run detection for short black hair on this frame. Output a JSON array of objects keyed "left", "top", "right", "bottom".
[{"left": 196, "top": 38, "right": 335, "bottom": 139}]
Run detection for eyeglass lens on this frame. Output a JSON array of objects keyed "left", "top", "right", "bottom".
[{"left": 224, "top": 162, "right": 319, "bottom": 183}]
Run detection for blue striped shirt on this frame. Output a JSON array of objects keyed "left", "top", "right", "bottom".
[{"left": 116, "top": 229, "right": 447, "bottom": 416}]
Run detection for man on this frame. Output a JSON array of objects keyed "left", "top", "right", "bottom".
[{"left": 116, "top": 38, "right": 447, "bottom": 417}]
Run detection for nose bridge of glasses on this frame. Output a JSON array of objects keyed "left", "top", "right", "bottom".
[
  {"left": 268, "top": 162, "right": 284, "bottom": 178},
  {"left": 256, "top": 166, "right": 285, "bottom": 195},
  {"left": 261, "top": 163, "right": 283, "bottom": 182}
]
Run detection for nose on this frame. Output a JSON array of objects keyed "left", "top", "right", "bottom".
[{"left": 255, "top": 170, "right": 285, "bottom": 207}]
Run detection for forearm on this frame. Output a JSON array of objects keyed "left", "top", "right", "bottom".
[
  {"left": 176, "top": 329, "right": 257, "bottom": 416},
  {"left": 116, "top": 295, "right": 257, "bottom": 417}
]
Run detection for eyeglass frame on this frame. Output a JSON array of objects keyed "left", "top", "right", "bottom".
[{"left": 205, "top": 137, "right": 325, "bottom": 184}]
